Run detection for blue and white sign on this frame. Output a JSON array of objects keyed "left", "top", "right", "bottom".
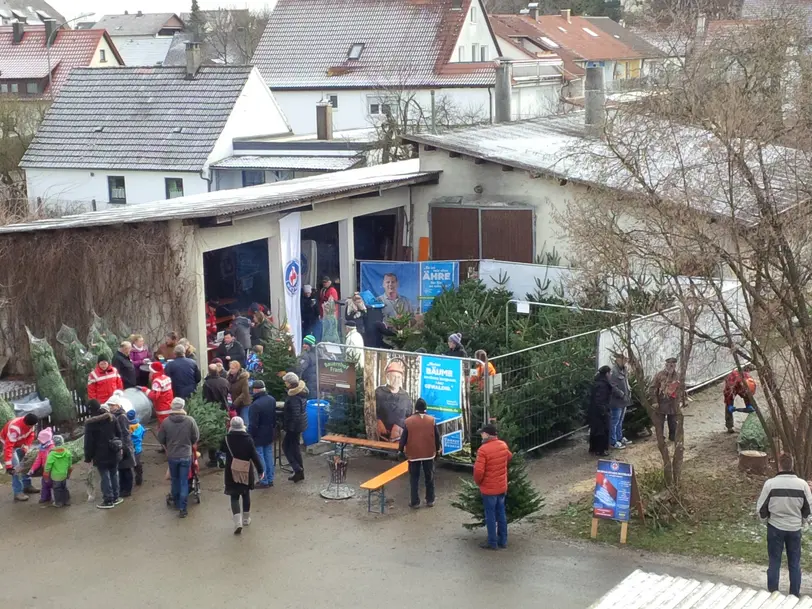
[
  {"left": 284, "top": 259, "right": 300, "bottom": 295},
  {"left": 441, "top": 429, "right": 464, "bottom": 455},
  {"left": 279, "top": 212, "right": 302, "bottom": 354},
  {"left": 419, "top": 356, "right": 462, "bottom": 412},
  {"left": 419, "top": 261, "right": 459, "bottom": 313}
]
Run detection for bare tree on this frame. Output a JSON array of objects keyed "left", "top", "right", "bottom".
[
  {"left": 0, "top": 97, "right": 47, "bottom": 217},
  {"left": 200, "top": 7, "right": 270, "bottom": 65}
]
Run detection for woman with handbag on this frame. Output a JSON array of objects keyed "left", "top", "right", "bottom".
[{"left": 221, "top": 417, "right": 264, "bottom": 535}]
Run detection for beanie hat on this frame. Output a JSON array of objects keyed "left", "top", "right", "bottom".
[
  {"left": 149, "top": 361, "right": 164, "bottom": 374},
  {"left": 97, "top": 354, "right": 109, "bottom": 364},
  {"left": 99, "top": 403, "right": 110, "bottom": 412},
  {"left": 170, "top": 397, "right": 185, "bottom": 412},
  {"left": 303, "top": 284, "right": 312, "bottom": 292},
  {"left": 253, "top": 380, "right": 266, "bottom": 390},
  {"left": 212, "top": 358, "right": 223, "bottom": 365},
  {"left": 53, "top": 435, "right": 65, "bottom": 447},
  {"left": 283, "top": 372, "right": 299, "bottom": 385},
  {"left": 448, "top": 333, "right": 463, "bottom": 347},
  {"left": 303, "top": 334, "right": 316, "bottom": 346},
  {"left": 126, "top": 409, "right": 138, "bottom": 423},
  {"left": 87, "top": 399, "right": 101, "bottom": 414},
  {"left": 38, "top": 428, "right": 53, "bottom": 445},
  {"left": 415, "top": 398, "right": 427, "bottom": 412},
  {"left": 230, "top": 416, "right": 246, "bottom": 431}
]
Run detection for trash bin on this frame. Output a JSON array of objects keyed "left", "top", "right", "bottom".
[{"left": 303, "top": 399, "right": 329, "bottom": 446}]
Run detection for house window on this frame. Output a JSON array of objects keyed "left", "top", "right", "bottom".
[
  {"left": 25, "top": 81, "right": 38, "bottom": 95},
  {"left": 242, "top": 170, "right": 265, "bottom": 187},
  {"left": 165, "top": 177, "right": 184, "bottom": 199},
  {"left": 10, "top": 83, "right": 17, "bottom": 93},
  {"left": 0, "top": 84, "right": 7, "bottom": 93},
  {"left": 481, "top": 46, "right": 488, "bottom": 61},
  {"left": 471, "top": 5, "right": 477, "bottom": 22},
  {"left": 108, "top": 176, "right": 126, "bottom": 203},
  {"left": 368, "top": 98, "right": 393, "bottom": 116},
  {"left": 471, "top": 44, "right": 478, "bottom": 62},
  {"left": 326, "top": 95, "right": 338, "bottom": 109},
  {"left": 273, "top": 170, "right": 294, "bottom": 181},
  {"left": 100, "top": 49, "right": 107, "bottom": 63},
  {"left": 458, "top": 46, "right": 465, "bottom": 62},
  {"left": 347, "top": 43, "right": 364, "bottom": 60}
]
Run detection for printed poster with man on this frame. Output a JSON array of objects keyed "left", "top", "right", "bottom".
[{"left": 360, "top": 261, "right": 459, "bottom": 318}]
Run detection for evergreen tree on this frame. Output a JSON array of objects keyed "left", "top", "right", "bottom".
[
  {"left": 189, "top": 0, "right": 205, "bottom": 42},
  {"left": 256, "top": 334, "right": 297, "bottom": 402}
]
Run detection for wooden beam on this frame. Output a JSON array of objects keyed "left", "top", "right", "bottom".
[
  {"left": 449, "top": 151, "right": 461, "bottom": 158},
  {"left": 501, "top": 165, "right": 514, "bottom": 172},
  {"left": 424, "top": 144, "right": 437, "bottom": 151},
  {"left": 474, "top": 158, "right": 485, "bottom": 165}
]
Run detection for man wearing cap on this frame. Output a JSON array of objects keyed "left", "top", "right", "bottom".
[
  {"left": 608, "top": 352, "right": 633, "bottom": 450},
  {"left": 296, "top": 335, "right": 318, "bottom": 393},
  {"left": 87, "top": 355, "right": 124, "bottom": 404},
  {"left": 144, "top": 361, "right": 174, "bottom": 425},
  {"left": 282, "top": 372, "right": 309, "bottom": 482},
  {"left": 249, "top": 380, "right": 276, "bottom": 488},
  {"left": 157, "top": 397, "right": 200, "bottom": 518},
  {"left": 649, "top": 357, "right": 680, "bottom": 442},
  {"left": 399, "top": 398, "right": 441, "bottom": 508},
  {"left": 375, "top": 359, "right": 413, "bottom": 442},
  {"left": 474, "top": 424, "right": 513, "bottom": 550},
  {"left": 445, "top": 333, "right": 468, "bottom": 358}
]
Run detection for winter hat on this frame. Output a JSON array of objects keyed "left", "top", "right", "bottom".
[
  {"left": 212, "top": 358, "right": 224, "bottom": 365},
  {"left": 283, "top": 372, "right": 299, "bottom": 385},
  {"left": 170, "top": 397, "right": 185, "bottom": 412},
  {"left": 303, "top": 335, "right": 316, "bottom": 346},
  {"left": 38, "top": 428, "right": 53, "bottom": 445},
  {"left": 97, "top": 354, "right": 109, "bottom": 364},
  {"left": 253, "top": 380, "right": 266, "bottom": 391},
  {"left": 87, "top": 399, "right": 101, "bottom": 414},
  {"left": 415, "top": 398, "right": 427, "bottom": 412},
  {"left": 99, "top": 403, "right": 110, "bottom": 412},
  {"left": 345, "top": 320, "right": 356, "bottom": 328},
  {"left": 303, "top": 284, "right": 312, "bottom": 293},
  {"left": 53, "top": 435, "right": 64, "bottom": 447},
  {"left": 149, "top": 361, "right": 164, "bottom": 374},
  {"left": 448, "top": 333, "right": 463, "bottom": 347},
  {"left": 126, "top": 410, "right": 138, "bottom": 423},
  {"left": 229, "top": 416, "right": 246, "bottom": 431},
  {"left": 478, "top": 424, "right": 498, "bottom": 437}
]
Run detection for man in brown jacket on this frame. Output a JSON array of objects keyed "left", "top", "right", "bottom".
[
  {"left": 649, "top": 357, "right": 680, "bottom": 442},
  {"left": 399, "top": 398, "right": 441, "bottom": 509}
]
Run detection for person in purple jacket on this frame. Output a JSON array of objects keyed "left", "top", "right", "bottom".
[{"left": 129, "top": 334, "right": 152, "bottom": 386}]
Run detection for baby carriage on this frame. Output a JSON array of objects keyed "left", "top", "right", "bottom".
[{"left": 165, "top": 443, "right": 202, "bottom": 507}]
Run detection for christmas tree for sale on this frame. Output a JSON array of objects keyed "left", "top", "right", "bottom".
[
  {"left": 451, "top": 452, "right": 544, "bottom": 529},
  {"left": 257, "top": 334, "right": 297, "bottom": 402}
]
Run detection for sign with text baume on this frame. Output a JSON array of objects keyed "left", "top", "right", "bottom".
[
  {"left": 593, "top": 460, "right": 633, "bottom": 522},
  {"left": 419, "top": 356, "right": 462, "bottom": 417}
]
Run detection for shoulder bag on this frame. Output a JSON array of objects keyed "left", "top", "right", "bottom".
[{"left": 225, "top": 435, "right": 252, "bottom": 485}]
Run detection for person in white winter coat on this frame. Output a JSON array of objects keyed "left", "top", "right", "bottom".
[{"left": 345, "top": 321, "right": 365, "bottom": 366}]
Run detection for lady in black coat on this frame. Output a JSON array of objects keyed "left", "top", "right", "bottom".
[
  {"left": 588, "top": 366, "right": 613, "bottom": 456},
  {"left": 221, "top": 416, "right": 264, "bottom": 535}
]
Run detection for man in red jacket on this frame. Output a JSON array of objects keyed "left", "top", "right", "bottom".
[
  {"left": 1, "top": 413, "right": 40, "bottom": 501},
  {"left": 87, "top": 355, "right": 124, "bottom": 404},
  {"left": 474, "top": 424, "right": 513, "bottom": 550},
  {"left": 144, "top": 361, "right": 174, "bottom": 425}
]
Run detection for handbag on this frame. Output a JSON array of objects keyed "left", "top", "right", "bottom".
[{"left": 225, "top": 436, "right": 252, "bottom": 486}]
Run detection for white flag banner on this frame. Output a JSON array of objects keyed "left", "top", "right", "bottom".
[{"left": 279, "top": 212, "right": 302, "bottom": 355}]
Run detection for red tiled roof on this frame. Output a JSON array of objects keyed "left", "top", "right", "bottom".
[
  {"left": 490, "top": 15, "right": 584, "bottom": 78},
  {"left": 704, "top": 19, "right": 761, "bottom": 45},
  {"left": 0, "top": 26, "right": 123, "bottom": 96},
  {"left": 491, "top": 14, "right": 642, "bottom": 61}
]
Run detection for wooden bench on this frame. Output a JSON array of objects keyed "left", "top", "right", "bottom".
[
  {"left": 360, "top": 461, "right": 409, "bottom": 514},
  {"left": 320, "top": 434, "right": 400, "bottom": 459}
]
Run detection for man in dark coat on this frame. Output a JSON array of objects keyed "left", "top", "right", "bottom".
[
  {"left": 83, "top": 399, "right": 123, "bottom": 509},
  {"left": 444, "top": 333, "right": 468, "bottom": 358},
  {"left": 281, "top": 372, "right": 309, "bottom": 483},
  {"left": 366, "top": 306, "right": 397, "bottom": 349},
  {"left": 296, "top": 335, "right": 318, "bottom": 394},
  {"left": 216, "top": 330, "right": 246, "bottom": 366},
  {"left": 165, "top": 344, "right": 202, "bottom": 399},
  {"left": 588, "top": 366, "right": 613, "bottom": 456},
  {"left": 112, "top": 341, "right": 137, "bottom": 389},
  {"left": 203, "top": 364, "right": 230, "bottom": 409},
  {"left": 301, "top": 285, "right": 319, "bottom": 336},
  {"left": 108, "top": 397, "right": 136, "bottom": 497},
  {"left": 249, "top": 380, "right": 276, "bottom": 488}
]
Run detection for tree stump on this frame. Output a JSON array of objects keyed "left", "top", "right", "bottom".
[{"left": 739, "top": 450, "right": 769, "bottom": 475}]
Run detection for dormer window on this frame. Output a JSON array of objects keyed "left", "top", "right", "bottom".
[{"left": 348, "top": 43, "right": 365, "bottom": 60}]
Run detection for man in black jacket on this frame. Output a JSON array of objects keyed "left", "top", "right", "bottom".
[
  {"left": 83, "top": 399, "right": 123, "bottom": 509},
  {"left": 112, "top": 341, "right": 137, "bottom": 389},
  {"left": 165, "top": 344, "right": 201, "bottom": 399},
  {"left": 249, "top": 381, "right": 277, "bottom": 488},
  {"left": 216, "top": 331, "right": 246, "bottom": 366},
  {"left": 203, "top": 364, "right": 230, "bottom": 409},
  {"left": 282, "top": 372, "right": 309, "bottom": 483},
  {"left": 295, "top": 335, "right": 318, "bottom": 394}
]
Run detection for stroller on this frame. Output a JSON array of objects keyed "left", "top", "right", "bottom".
[{"left": 165, "top": 443, "right": 202, "bottom": 507}]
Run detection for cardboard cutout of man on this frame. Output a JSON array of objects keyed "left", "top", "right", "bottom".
[{"left": 374, "top": 359, "right": 413, "bottom": 442}]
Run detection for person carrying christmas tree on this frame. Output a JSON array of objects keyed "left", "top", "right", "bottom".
[
  {"left": 473, "top": 424, "right": 512, "bottom": 550},
  {"left": 724, "top": 364, "right": 757, "bottom": 433}
]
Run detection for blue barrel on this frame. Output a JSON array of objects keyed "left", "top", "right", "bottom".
[{"left": 303, "top": 399, "right": 330, "bottom": 446}]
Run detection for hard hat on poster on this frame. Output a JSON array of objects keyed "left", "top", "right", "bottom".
[{"left": 385, "top": 359, "right": 405, "bottom": 375}]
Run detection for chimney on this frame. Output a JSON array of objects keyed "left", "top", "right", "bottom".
[
  {"left": 185, "top": 41, "right": 202, "bottom": 78},
  {"left": 528, "top": 2, "right": 539, "bottom": 20},
  {"left": 695, "top": 13, "right": 707, "bottom": 43},
  {"left": 124, "top": 10, "right": 128, "bottom": 15},
  {"left": 137, "top": 10, "right": 143, "bottom": 17},
  {"left": 560, "top": 8, "right": 571, "bottom": 23},
  {"left": 316, "top": 101, "right": 334, "bottom": 140},
  {"left": 44, "top": 19, "right": 57, "bottom": 47},
  {"left": 494, "top": 59, "right": 512, "bottom": 123},
  {"left": 11, "top": 21, "right": 23, "bottom": 44},
  {"left": 584, "top": 63, "right": 605, "bottom": 136}
]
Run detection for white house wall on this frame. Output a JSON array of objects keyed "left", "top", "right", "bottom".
[
  {"left": 25, "top": 168, "right": 208, "bottom": 212},
  {"left": 450, "top": 0, "right": 499, "bottom": 63},
  {"left": 89, "top": 36, "right": 123, "bottom": 66}
]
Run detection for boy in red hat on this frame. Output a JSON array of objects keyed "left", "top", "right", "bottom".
[{"left": 144, "top": 361, "right": 174, "bottom": 425}]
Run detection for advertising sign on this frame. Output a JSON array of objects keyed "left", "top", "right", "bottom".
[
  {"left": 441, "top": 429, "right": 464, "bottom": 455},
  {"left": 360, "top": 261, "right": 459, "bottom": 318},
  {"left": 317, "top": 360, "right": 356, "bottom": 395},
  {"left": 593, "top": 460, "right": 633, "bottom": 522},
  {"left": 419, "top": 261, "right": 459, "bottom": 313},
  {"left": 419, "top": 356, "right": 462, "bottom": 414}
]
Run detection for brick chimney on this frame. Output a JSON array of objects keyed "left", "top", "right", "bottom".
[
  {"left": 560, "top": 8, "right": 572, "bottom": 23},
  {"left": 12, "top": 21, "right": 23, "bottom": 44},
  {"left": 185, "top": 41, "right": 202, "bottom": 78},
  {"left": 44, "top": 19, "right": 57, "bottom": 47}
]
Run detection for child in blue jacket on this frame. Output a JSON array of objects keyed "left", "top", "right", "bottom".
[{"left": 127, "top": 410, "right": 146, "bottom": 486}]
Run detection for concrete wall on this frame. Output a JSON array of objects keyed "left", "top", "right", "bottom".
[{"left": 25, "top": 168, "right": 208, "bottom": 212}]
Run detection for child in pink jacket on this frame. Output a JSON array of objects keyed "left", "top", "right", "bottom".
[{"left": 28, "top": 428, "right": 54, "bottom": 504}]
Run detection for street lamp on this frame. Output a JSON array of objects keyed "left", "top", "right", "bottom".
[{"left": 45, "top": 12, "right": 94, "bottom": 98}]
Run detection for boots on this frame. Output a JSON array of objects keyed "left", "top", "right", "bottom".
[
  {"left": 243, "top": 512, "right": 251, "bottom": 527},
  {"left": 233, "top": 513, "right": 243, "bottom": 535},
  {"left": 14, "top": 493, "right": 28, "bottom": 502},
  {"left": 23, "top": 484, "right": 39, "bottom": 494}
]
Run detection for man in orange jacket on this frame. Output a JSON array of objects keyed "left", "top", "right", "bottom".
[
  {"left": 144, "top": 361, "right": 174, "bottom": 425},
  {"left": 87, "top": 355, "right": 123, "bottom": 404},
  {"left": 1, "top": 413, "right": 40, "bottom": 501},
  {"left": 473, "top": 424, "right": 513, "bottom": 550}
]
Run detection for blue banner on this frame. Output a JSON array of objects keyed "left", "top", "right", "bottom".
[
  {"left": 419, "top": 355, "right": 462, "bottom": 413},
  {"left": 593, "top": 460, "right": 633, "bottom": 522},
  {"left": 419, "top": 261, "right": 458, "bottom": 313},
  {"left": 441, "top": 429, "right": 464, "bottom": 455},
  {"left": 360, "top": 261, "right": 459, "bottom": 317}
]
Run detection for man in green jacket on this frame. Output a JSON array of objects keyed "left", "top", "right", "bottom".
[{"left": 45, "top": 435, "right": 73, "bottom": 507}]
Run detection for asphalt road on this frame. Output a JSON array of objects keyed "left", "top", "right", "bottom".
[{"left": 0, "top": 451, "right": 731, "bottom": 609}]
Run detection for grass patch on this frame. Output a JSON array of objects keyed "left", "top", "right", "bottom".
[{"left": 542, "top": 463, "right": 812, "bottom": 570}]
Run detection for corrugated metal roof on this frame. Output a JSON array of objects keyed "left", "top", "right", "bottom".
[
  {"left": 0, "top": 160, "right": 436, "bottom": 234},
  {"left": 20, "top": 65, "right": 275, "bottom": 172},
  {"left": 113, "top": 36, "right": 174, "bottom": 66},
  {"left": 210, "top": 155, "right": 364, "bottom": 171},
  {"left": 94, "top": 13, "right": 182, "bottom": 37},
  {"left": 590, "top": 569, "right": 812, "bottom": 608},
  {"left": 252, "top": 0, "right": 501, "bottom": 89}
]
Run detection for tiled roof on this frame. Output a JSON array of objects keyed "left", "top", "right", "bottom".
[
  {"left": 490, "top": 15, "right": 584, "bottom": 78},
  {"left": 627, "top": 25, "right": 691, "bottom": 57},
  {"left": 94, "top": 13, "right": 182, "bottom": 37},
  {"left": 0, "top": 26, "right": 119, "bottom": 96},
  {"left": 741, "top": 0, "right": 812, "bottom": 29},
  {"left": 163, "top": 31, "right": 247, "bottom": 67},
  {"left": 704, "top": 19, "right": 761, "bottom": 45},
  {"left": 583, "top": 17, "right": 665, "bottom": 57},
  {"left": 0, "top": 0, "right": 64, "bottom": 24},
  {"left": 252, "top": 0, "right": 501, "bottom": 88},
  {"left": 114, "top": 36, "right": 174, "bottom": 66},
  {"left": 21, "top": 65, "right": 257, "bottom": 171},
  {"left": 490, "top": 14, "right": 643, "bottom": 61}
]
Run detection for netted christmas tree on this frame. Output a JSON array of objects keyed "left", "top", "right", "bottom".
[
  {"left": 186, "top": 391, "right": 229, "bottom": 450},
  {"left": 0, "top": 396, "right": 14, "bottom": 428},
  {"left": 256, "top": 333, "right": 297, "bottom": 402},
  {"left": 27, "top": 328, "right": 75, "bottom": 424}
]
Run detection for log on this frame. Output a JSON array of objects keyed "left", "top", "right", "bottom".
[{"left": 739, "top": 450, "right": 769, "bottom": 475}]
